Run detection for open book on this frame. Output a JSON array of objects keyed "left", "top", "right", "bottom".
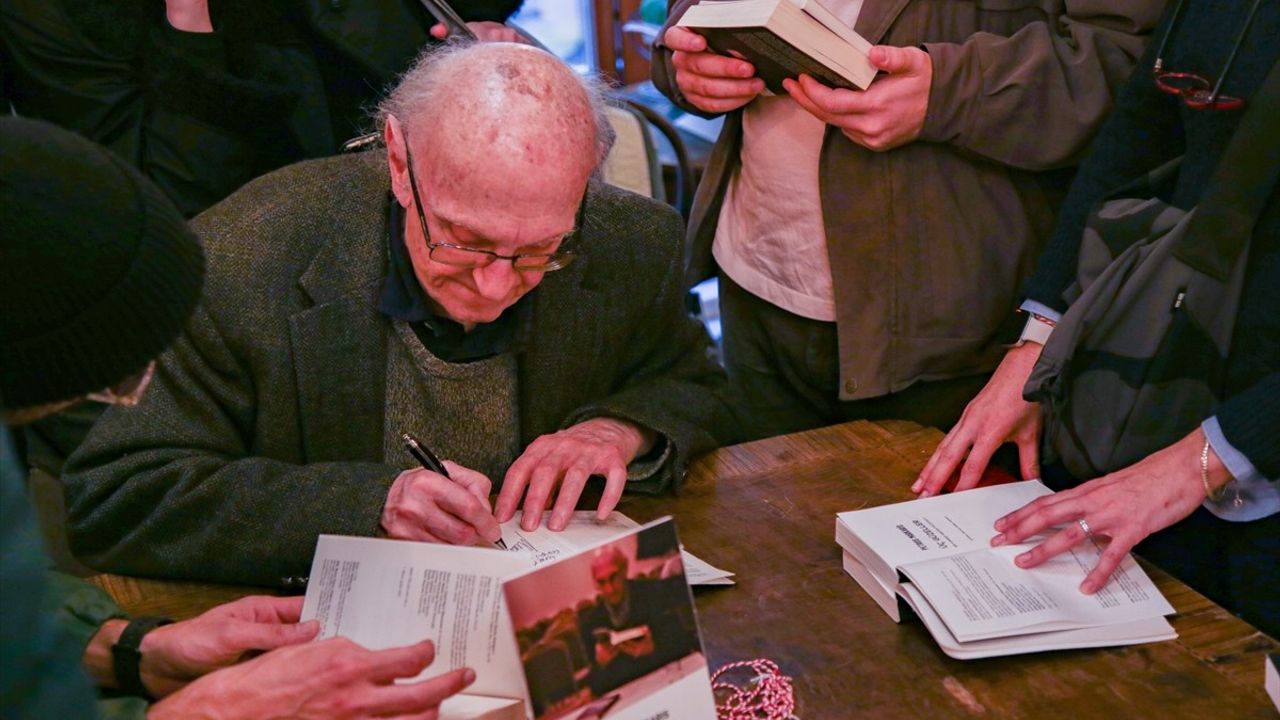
[
  {"left": 835, "top": 480, "right": 1177, "bottom": 659},
  {"left": 502, "top": 511, "right": 734, "bottom": 586},
  {"left": 677, "top": 0, "right": 876, "bottom": 92},
  {"left": 301, "top": 517, "right": 717, "bottom": 719}
]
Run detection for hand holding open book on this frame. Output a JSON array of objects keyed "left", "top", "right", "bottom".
[{"left": 835, "top": 481, "right": 1177, "bottom": 659}]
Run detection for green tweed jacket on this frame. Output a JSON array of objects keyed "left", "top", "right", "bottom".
[{"left": 62, "top": 152, "right": 732, "bottom": 588}]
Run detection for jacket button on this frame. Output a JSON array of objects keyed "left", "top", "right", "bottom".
[{"left": 844, "top": 378, "right": 858, "bottom": 394}]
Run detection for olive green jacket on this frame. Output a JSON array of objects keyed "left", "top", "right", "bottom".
[
  {"left": 63, "top": 152, "right": 731, "bottom": 588},
  {"left": 654, "top": 0, "right": 1165, "bottom": 400}
]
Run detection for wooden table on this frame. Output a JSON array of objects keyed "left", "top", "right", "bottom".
[{"left": 93, "top": 420, "right": 1279, "bottom": 717}]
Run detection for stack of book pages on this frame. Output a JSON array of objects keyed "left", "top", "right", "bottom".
[{"left": 835, "top": 481, "right": 1177, "bottom": 659}]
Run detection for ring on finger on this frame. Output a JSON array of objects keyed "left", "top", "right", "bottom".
[{"left": 1076, "top": 518, "right": 1093, "bottom": 537}]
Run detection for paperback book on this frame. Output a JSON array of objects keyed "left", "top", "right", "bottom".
[
  {"left": 301, "top": 516, "right": 717, "bottom": 719},
  {"left": 834, "top": 480, "right": 1177, "bottom": 659},
  {"left": 677, "top": 0, "right": 877, "bottom": 92}
]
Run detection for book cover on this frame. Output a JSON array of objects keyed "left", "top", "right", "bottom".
[
  {"left": 503, "top": 518, "right": 717, "bottom": 719},
  {"left": 1266, "top": 652, "right": 1279, "bottom": 712},
  {"left": 695, "top": 25, "right": 862, "bottom": 93},
  {"left": 677, "top": 0, "right": 877, "bottom": 93}
]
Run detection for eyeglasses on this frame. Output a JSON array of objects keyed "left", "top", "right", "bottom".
[
  {"left": 87, "top": 361, "right": 156, "bottom": 407},
  {"left": 1151, "top": 0, "right": 1261, "bottom": 111},
  {"left": 402, "top": 139, "right": 577, "bottom": 272}
]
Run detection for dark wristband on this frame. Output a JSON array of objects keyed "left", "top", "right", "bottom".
[{"left": 112, "top": 616, "right": 173, "bottom": 698}]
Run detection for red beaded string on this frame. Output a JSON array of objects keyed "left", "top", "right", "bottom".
[{"left": 711, "top": 659, "right": 797, "bottom": 719}]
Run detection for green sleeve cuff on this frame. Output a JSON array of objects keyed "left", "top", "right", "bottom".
[{"left": 44, "top": 573, "right": 128, "bottom": 654}]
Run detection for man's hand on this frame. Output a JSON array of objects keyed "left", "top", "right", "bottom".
[
  {"left": 664, "top": 26, "right": 765, "bottom": 114},
  {"left": 616, "top": 629, "right": 655, "bottom": 659},
  {"left": 165, "top": 0, "right": 212, "bottom": 33},
  {"left": 991, "top": 430, "right": 1224, "bottom": 594},
  {"left": 382, "top": 460, "right": 502, "bottom": 546},
  {"left": 594, "top": 628, "right": 654, "bottom": 666},
  {"left": 137, "top": 596, "right": 318, "bottom": 698},
  {"left": 497, "top": 418, "right": 655, "bottom": 532},
  {"left": 914, "top": 343, "right": 1044, "bottom": 497},
  {"left": 430, "top": 21, "right": 530, "bottom": 44},
  {"left": 149, "top": 638, "right": 475, "bottom": 720},
  {"left": 783, "top": 45, "right": 932, "bottom": 151}
]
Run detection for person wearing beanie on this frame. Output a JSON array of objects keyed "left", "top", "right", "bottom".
[
  {"left": 0, "top": 117, "right": 476, "bottom": 719},
  {"left": 0, "top": 115, "right": 205, "bottom": 422}
]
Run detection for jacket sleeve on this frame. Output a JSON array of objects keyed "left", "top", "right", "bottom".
[
  {"left": 562, "top": 205, "right": 738, "bottom": 494},
  {"left": 0, "top": 0, "right": 301, "bottom": 216},
  {"left": 1020, "top": 17, "right": 1184, "bottom": 310},
  {"left": 1217, "top": 372, "right": 1280, "bottom": 481},
  {"left": 459, "top": 0, "right": 526, "bottom": 23},
  {"left": 62, "top": 304, "right": 399, "bottom": 588},
  {"left": 920, "top": 0, "right": 1164, "bottom": 170}
]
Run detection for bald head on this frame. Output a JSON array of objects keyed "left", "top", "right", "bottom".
[{"left": 380, "top": 42, "right": 610, "bottom": 197}]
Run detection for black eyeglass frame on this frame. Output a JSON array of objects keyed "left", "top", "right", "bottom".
[{"left": 402, "top": 139, "right": 580, "bottom": 272}]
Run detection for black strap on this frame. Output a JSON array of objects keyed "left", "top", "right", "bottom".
[
  {"left": 1176, "top": 57, "right": 1280, "bottom": 279},
  {"left": 112, "top": 616, "right": 173, "bottom": 699}
]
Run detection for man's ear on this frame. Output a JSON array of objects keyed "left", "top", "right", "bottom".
[{"left": 385, "top": 116, "right": 412, "bottom": 208}]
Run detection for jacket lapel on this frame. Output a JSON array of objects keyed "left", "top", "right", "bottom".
[
  {"left": 519, "top": 204, "right": 609, "bottom": 441},
  {"left": 855, "top": 0, "right": 914, "bottom": 45},
  {"left": 289, "top": 204, "right": 389, "bottom": 463}
]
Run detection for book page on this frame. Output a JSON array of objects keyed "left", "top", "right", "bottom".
[
  {"left": 900, "top": 540, "right": 1174, "bottom": 642},
  {"left": 504, "top": 511, "right": 735, "bottom": 585},
  {"left": 438, "top": 694, "right": 524, "bottom": 720},
  {"left": 836, "top": 480, "right": 1055, "bottom": 589},
  {"left": 898, "top": 582, "right": 1175, "bottom": 659},
  {"left": 300, "top": 535, "right": 531, "bottom": 699}
]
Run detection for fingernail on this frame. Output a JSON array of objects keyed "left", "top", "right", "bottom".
[
  {"left": 911, "top": 479, "right": 922, "bottom": 492},
  {"left": 994, "top": 518, "right": 1007, "bottom": 531},
  {"left": 991, "top": 534, "right": 1004, "bottom": 546},
  {"left": 1079, "top": 581, "right": 1095, "bottom": 594},
  {"left": 1016, "top": 552, "right": 1031, "bottom": 565},
  {"left": 918, "top": 490, "right": 932, "bottom": 498},
  {"left": 463, "top": 668, "right": 477, "bottom": 685}
]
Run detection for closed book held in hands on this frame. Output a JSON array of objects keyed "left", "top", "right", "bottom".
[{"left": 676, "top": 0, "right": 877, "bottom": 93}]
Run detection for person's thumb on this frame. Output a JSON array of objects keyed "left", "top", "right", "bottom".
[{"left": 869, "top": 45, "right": 920, "bottom": 74}]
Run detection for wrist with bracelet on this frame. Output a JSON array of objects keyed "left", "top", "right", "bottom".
[
  {"left": 1199, "top": 436, "right": 1244, "bottom": 508},
  {"left": 112, "top": 616, "right": 173, "bottom": 699}
]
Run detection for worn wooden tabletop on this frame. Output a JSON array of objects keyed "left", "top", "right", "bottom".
[{"left": 92, "top": 420, "right": 1279, "bottom": 717}]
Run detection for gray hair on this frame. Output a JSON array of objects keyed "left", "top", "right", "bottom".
[{"left": 374, "top": 40, "right": 616, "bottom": 171}]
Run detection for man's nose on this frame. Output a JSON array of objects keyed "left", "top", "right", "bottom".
[{"left": 471, "top": 259, "right": 521, "bottom": 300}]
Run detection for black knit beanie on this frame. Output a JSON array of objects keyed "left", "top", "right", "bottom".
[{"left": 0, "top": 117, "right": 206, "bottom": 410}]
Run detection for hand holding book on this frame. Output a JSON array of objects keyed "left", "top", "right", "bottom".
[
  {"left": 783, "top": 45, "right": 933, "bottom": 152},
  {"left": 664, "top": 26, "right": 766, "bottom": 114}
]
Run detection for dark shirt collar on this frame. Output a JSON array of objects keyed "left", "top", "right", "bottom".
[{"left": 378, "top": 198, "right": 528, "bottom": 363}]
